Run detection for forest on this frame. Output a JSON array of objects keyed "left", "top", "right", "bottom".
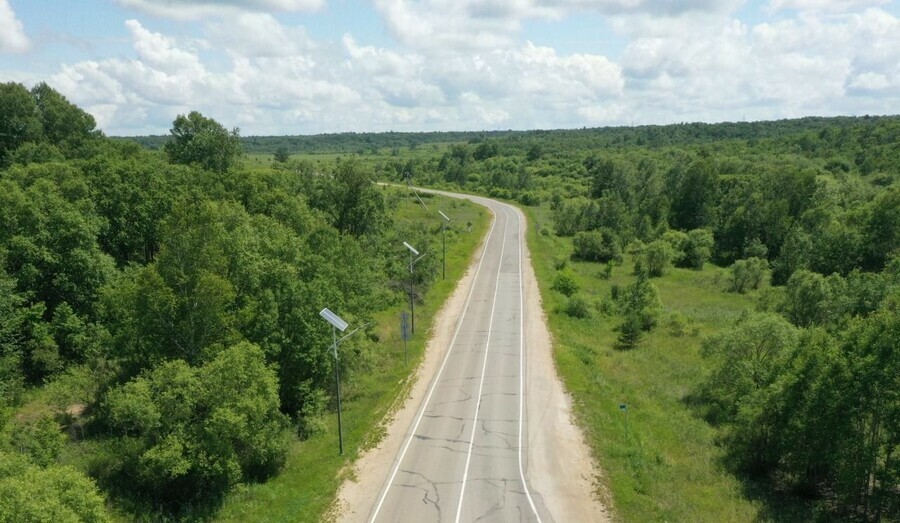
[
  {"left": 0, "top": 82, "right": 456, "bottom": 520},
  {"left": 1, "top": 79, "right": 898, "bottom": 521}
]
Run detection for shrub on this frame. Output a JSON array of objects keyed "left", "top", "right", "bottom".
[
  {"left": 572, "top": 228, "right": 622, "bottom": 263},
  {"left": 616, "top": 314, "right": 643, "bottom": 349},
  {"left": 0, "top": 451, "right": 110, "bottom": 522},
  {"left": 727, "top": 257, "right": 770, "bottom": 293},
  {"left": 10, "top": 415, "right": 66, "bottom": 467},
  {"left": 684, "top": 229, "right": 714, "bottom": 269},
  {"left": 104, "top": 342, "right": 289, "bottom": 509},
  {"left": 564, "top": 295, "right": 591, "bottom": 318},
  {"left": 636, "top": 239, "right": 678, "bottom": 277},
  {"left": 552, "top": 271, "right": 579, "bottom": 297}
]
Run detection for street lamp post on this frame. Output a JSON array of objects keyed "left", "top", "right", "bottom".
[
  {"left": 403, "top": 241, "right": 427, "bottom": 335},
  {"left": 319, "top": 307, "right": 366, "bottom": 455},
  {"left": 439, "top": 210, "right": 451, "bottom": 280}
]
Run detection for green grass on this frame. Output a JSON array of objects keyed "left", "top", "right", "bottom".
[
  {"left": 525, "top": 205, "right": 766, "bottom": 522},
  {"left": 214, "top": 189, "right": 489, "bottom": 522}
]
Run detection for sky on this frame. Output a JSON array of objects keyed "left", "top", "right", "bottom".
[{"left": 1, "top": 0, "right": 899, "bottom": 136}]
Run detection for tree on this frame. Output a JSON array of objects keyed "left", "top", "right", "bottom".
[
  {"left": 104, "top": 342, "right": 288, "bottom": 510},
  {"left": 683, "top": 228, "right": 714, "bottom": 269},
  {"left": 273, "top": 147, "right": 290, "bottom": 163},
  {"left": 0, "top": 451, "right": 110, "bottom": 522},
  {"left": 318, "top": 159, "right": 388, "bottom": 237},
  {"left": 669, "top": 159, "right": 718, "bottom": 230},
  {"left": 615, "top": 272, "right": 662, "bottom": 348},
  {"left": 635, "top": 239, "right": 678, "bottom": 277},
  {"left": 726, "top": 257, "right": 769, "bottom": 293},
  {"left": 781, "top": 269, "right": 834, "bottom": 327},
  {"left": 30, "top": 82, "right": 101, "bottom": 157},
  {"left": 0, "top": 82, "right": 42, "bottom": 165},
  {"left": 164, "top": 111, "right": 241, "bottom": 173},
  {"left": 701, "top": 312, "right": 798, "bottom": 421},
  {"left": 572, "top": 228, "right": 622, "bottom": 263}
]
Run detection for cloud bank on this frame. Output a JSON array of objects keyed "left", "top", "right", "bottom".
[{"left": 10, "top": 1, "right": 897, "bottom": 135}]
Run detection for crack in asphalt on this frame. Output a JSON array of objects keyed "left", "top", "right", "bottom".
[{"left": 395, "top": 469, "right": 447, "bottom": 520}]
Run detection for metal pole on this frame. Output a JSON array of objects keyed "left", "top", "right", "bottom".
[
  {"left": 333, "top": 326, "right": 344, "bottom": 455},
  {"left": 402, "top": 312, "right": 409, "bottom": 366},
  {"left": 442, "top": 222, "right": 446, "bottom": 280},
  {"left": 409, "top": 250, "right": 415, "bottom": 335}
]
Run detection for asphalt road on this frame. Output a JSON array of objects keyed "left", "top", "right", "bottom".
[{"left": 368, "top": 195, "right": 549, "bottom": 523}]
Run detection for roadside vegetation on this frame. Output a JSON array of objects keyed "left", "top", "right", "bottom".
[{"left": 0, "top": 81, "right": 486, "bottom": 521}]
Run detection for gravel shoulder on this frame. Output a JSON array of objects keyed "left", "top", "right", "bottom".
[{"left": 333, "top": 195, "right": 609, "bottom": 522}]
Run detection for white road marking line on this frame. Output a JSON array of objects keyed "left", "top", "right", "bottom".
[
  {"left": 368, "top": 202, "right": 500, "bottom": 523},
  {"left": 454, "top": 205, "right": 510, "bottom": 523},
  {"left": 515, "top": 204, "right": 542, "bottom": 522}
]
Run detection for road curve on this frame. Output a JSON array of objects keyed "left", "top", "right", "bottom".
[{"left": 368, "top": 193, "right": 549, "bottom": 522}]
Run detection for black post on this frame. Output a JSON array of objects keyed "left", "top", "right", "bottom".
[
  {"left": 333, "top": 327, "right": 344, "bottom": 455},
  {"left": 442, "top": 223, "right": 446, "bottom": 280}
]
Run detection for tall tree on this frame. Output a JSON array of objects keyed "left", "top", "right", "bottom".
[
  {"left": 0, "top": 82, "right": 42, "bottom": 165},
  {"left": 30, "top": 82, "right": 101, "bottom": 157},
  {"left": 164, "top": 111, "right": 241, "bottom": 173}
]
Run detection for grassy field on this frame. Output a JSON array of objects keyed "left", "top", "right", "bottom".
[
  {"left": 523, "top": 204, "right": 768, "bottom": 522},
  {"left": 214, "top": 188, "right": 489, "bottom": 522}
]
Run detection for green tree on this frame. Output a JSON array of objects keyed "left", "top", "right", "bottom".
[
  {"left": 164, "top": 111, "right": 241, "bottom": 173},
  {"left": 30, "top": 82, "right": 101, "bottom": 157},
  {"left": 0, "top": 82, "right": 42, "bottom": 165},
  {"left": 0, "top": 451, "right": 110, "bottom": 522},
  {"left": 273, "top": 147, "right": 290, "bottom": 163},
  {"left": 683, "top": 228, "right": 714, "bottom": 269},
  {"left": 104, "top": 342, "right": 288, "bottom": 510},
  {"left": 781, "top": 269, "right": 834, "bottom": 327},
  {"left": 318, "top": 159, "right": 388, "bottom": 237},
  {"left": 571, "top": 228, "right": 622, "bottom": 263},
  {"left": 669, "top": 159, "right": 718, "bottom": 230},
  {"left": 701, "top": 312, "right": 798, "bottom": 422},
  {"left": 615, "top": 272, "right": 662, "bottom": 348},
  {"left": 635, "top": 239, "right": 678, "bottom": 277},
  {"left": 726, "top": 257, "right": 769, "bottom": 293}
]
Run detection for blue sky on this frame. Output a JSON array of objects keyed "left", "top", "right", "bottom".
[{"left": 1, "top": 0, "right": 899, "bottom": 135}]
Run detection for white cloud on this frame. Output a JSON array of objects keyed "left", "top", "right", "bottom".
[
  {"left": 767, "top": 0, "right": 889, "bottom": 13},
  {"left": 374, "top": 0, "right": 737, "bottom": 53},
  {"left": 610, "top": 7, "right": 900, "bottom": 124},
  {"left": 205, "top": 13, "right": 314, "bottom": 57},
  {"left": 0, "top": 0, "right": 29, "bottom": 53},
  {"left": 34, "top": 4, "right": 900, "bottom": 135},
  {"left": 115, "top": 0, "right": 324, "bottom": 20}
]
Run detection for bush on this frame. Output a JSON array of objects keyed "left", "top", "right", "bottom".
[
  {"left": 684, "top": 229, "right": 714, "bottom": 269},
  {"left": 564, "top": 295, "right": 591, "bottom": 319},
  {"left": 572, "top": 228, "right": 622, "bottom": 263},
  {"left": 727, "top": 257, "right": 770, "bottom": 293},
  {"left": 0, "top": 451, "right": 110, "bottom": 522},
  {"left": 616, "top": 314, "right": 643, "bottom": 349},
  {"left": 10, "top": 415, "right": 66, "bottom": 467},
  {"left": 104, "top": 342, "right": 289, "bottom": 509},
  {"left": 635, "top": 239, "right": 677, "bottom": 277},
  {"left": 552, "top": 271, "right": 579, "bottom": 297},
  {"left": 666, "top": 312, "right": 689, "bottom": 337}
]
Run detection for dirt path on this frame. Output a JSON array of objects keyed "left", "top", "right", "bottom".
[{"left": 333, "top": 195, "right": 609, "bottom": 522}]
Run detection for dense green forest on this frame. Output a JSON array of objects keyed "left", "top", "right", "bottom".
[
  {"left": 3, "top": 78, "right": 898, "bottom": 521},
  {"left": 0, "top": 82, "right": 455, "bottom": 520}
]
